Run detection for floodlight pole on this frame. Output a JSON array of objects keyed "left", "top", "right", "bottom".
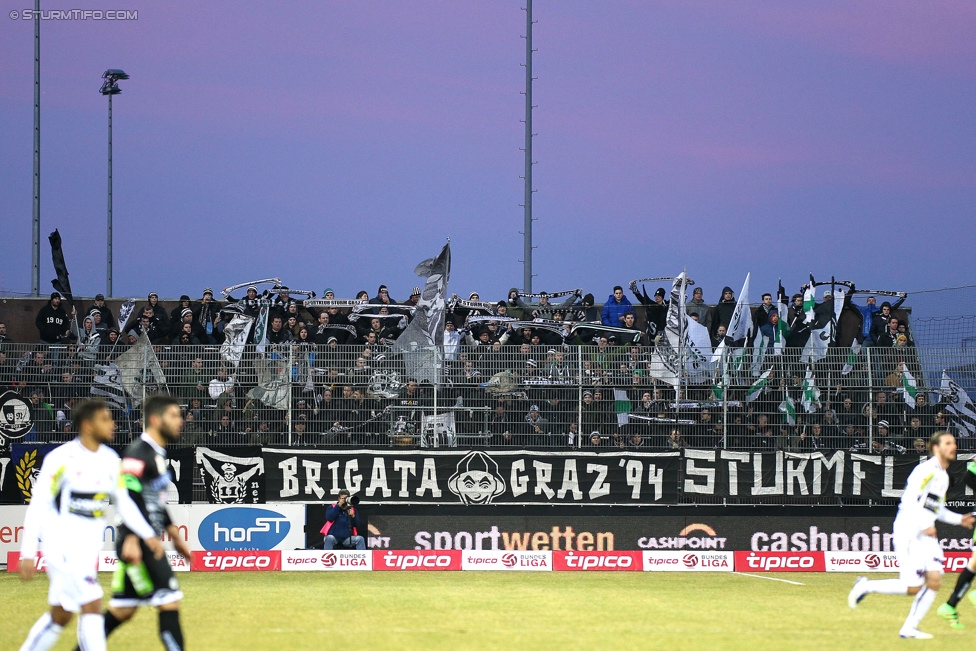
[
  {"left": 106, "top": 91, "right": 114, "bottom": 297},
  {"left": 31, "top": 0, "right": 40, "bottom": 296},
  {"left": 100, "top": 69, "right": 128, "bottom": 297},
  {"left": 521, "top": 0, "right": 536, "bottom": 294}
]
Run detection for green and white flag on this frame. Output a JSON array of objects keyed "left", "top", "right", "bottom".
[
  {"left": 614, "top": 389, "right": 632, "bottom": 427},
  {"left": 779, "top": 390, "right": 797, "bottom": 426},
  {"left": 745, "top": 369, "right": 771, "bottom": 402},
  {"left": 898, "top": 363, "right": 917, "bottom": 409},
  {"left": 711, "top": 341, "right": 729, "bottom": 400},
  {"left": 801, "top": 369, "right": 821, "bottom": 413},
  {"left": 841, "top": 339, "right": 862, "bottom": 376}
]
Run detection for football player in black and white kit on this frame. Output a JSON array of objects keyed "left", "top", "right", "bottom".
[
  {"left": 17, "top": 399, "right": 161, "bottom": 651},
  {"left": 75, "top": 394, "right": 191, "bottom": 651},
  {"left": 848, "top": 431, "right": 976, "bottom": 639}
]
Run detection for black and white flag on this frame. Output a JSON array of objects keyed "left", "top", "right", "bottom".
[
  {"left": 196, "top": 447, "right": 265, "bottom": 504},
  {"left": 220, "top": 314, "right": 253, "bottom": 368},
  {"left": 248, "top": 357, "right": 289, "bottom": 410},
  {"left": 394, "top": 242, "right": 451, "bottom": 385},
  {"left": 942, "top": 371, "right": 976, "bottom": 436},
  {"left": 91, "top": 363, "right": 127, "bottom": 407},
  {"left": 116, "top": 332, "right": 167, "bottom": 406}
]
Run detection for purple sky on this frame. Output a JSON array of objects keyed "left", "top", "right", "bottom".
[{"left": 1, "top": 1, "right": 974, "bottom": 310}]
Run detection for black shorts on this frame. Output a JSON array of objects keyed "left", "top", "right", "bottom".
[{"left": 110, "top": 540, "right": 183, "bottom": 608}]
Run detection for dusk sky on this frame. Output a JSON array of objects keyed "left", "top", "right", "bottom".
[{"left": 1, "top": 1, "right": 974, "bottom": 313}]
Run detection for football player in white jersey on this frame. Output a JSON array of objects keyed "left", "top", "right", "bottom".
[
  {"left": 17, "top": 400, "right": 162, "bottom": 651},
  {"left": 848, "top": 431, "right": 975, "bottom": 639}
]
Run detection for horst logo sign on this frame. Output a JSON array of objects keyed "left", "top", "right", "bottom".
[
  {"left": 553, "top": 551, "right": 641, "bottom": 571},
  {"left": 198, "top": 507, "right": 291, "bottom": 551},
  {"left": 642, "top": 551, "right": 733, "bottom": 572},
  {"left": 734, "top": 551, "right": 826, "bottom": 572},
  {"left": 192, "top": 550, "right": 282, "bottom": 572}
]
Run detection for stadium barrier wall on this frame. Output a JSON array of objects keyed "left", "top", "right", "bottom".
[
  {"left": 7, "top": 550, "right": 973, "bottom": 574},
  {"left": 7, "top": 443, "right": 976, "bottom": 508}
]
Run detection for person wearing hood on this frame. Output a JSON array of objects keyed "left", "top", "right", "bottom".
[
  {"left": 88, "top": 309, "right": 109, "bottom": 336},
  {"left": 170, "top": 295, "right": 194, "bottom": 338},
  {"left": 601, "top": 286, "right": 634, "bottom": 327},
  {"left": 686, "top": 287, "right": 713, "bottom": 333},
  {"left": 759, "top": 309, "right": 789, "bottom": 342},
  {"left": 36, "top": 292, "right": 70, "bottom": 344},
  {"left": 505, "top": 288, "right": 527, "bottom": 320},
  {"left": 86, "top": 293, "right": 116, "bottom": 329},
  {"left": 76, "top": 313, "right": 101, "bottom": 360},
  {"left": 140, "top": 292, "right": 170, "bottom": 335},
  {"left": 869, "top": 300, "right": 905, "bottom": 344},
  {"left": 710, "top": 286, "right": 736, "bottom": 338}
]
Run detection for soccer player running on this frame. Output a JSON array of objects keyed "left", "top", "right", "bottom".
[
  {"left": 17, "top": 399, "right": 162, "bottom": 651},
  {"left": 848, "top": 431, "right": 976, "bottom": 639},
  {"left": 936, "top": 460, "right": 976, "bottom": 628},
  {"left": 76, "top": 393, "right": 192, "bottom": 651}
]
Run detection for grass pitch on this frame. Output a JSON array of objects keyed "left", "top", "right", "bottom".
[{"left": 1, "top": 572, "right": 974, "bottom": 650}]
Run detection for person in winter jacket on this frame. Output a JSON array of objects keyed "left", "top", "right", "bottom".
[
  {"left": 857, "top": 296, "right": 879, "bottom": 342},
  {"left": 140, "top": 292, "right": 170, "bottom": 335},
  {"left": 574, "top": 293, "right": 601, "bottom": 323},
  {"left": 686, "top": 287, "right": 713, "bottom": 333},
  {"left": 785, "top": 294, "right": 809, "bottom": 348},
  {"left": 86, "top": 293, "right": 116, "bottom": 329},
  {"left": 869, "top": 300, "right": 904, "bottom": 344},
  {"left": 77, "top": 313, "right": 101, "bottom": 360},
  {"left": 193, "top": 287, "right": 221, "bottom": 344},
  {"left": 35, "top": 293, "right": 70, "bottom": 344},
  {"left": 629, "top": 283, "right": 667, "bottom": 336},
  {"left": 710, "top": 286, "right": 736, "bottom": 338},
  {"left": 601, "top": 286, "right": 633, "bottom": 327},
  {"left": 322, "top": 489, "right": 365, "bottom": 550},
  {"left": 505, "top": 288, "right": 527, "bottom": 320},
  {"left": 754, "top": 293, "right": 775, "bottom": 330}
]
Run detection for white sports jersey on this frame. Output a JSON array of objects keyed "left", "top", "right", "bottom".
[
  {"left": 893, "top": 455, "right": 963, "bottom": 537},
  {"left": 20, "top": 439, "right": 154, "bottom": 563}
]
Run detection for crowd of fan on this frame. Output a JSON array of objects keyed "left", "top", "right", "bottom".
[{"left": 0, "top": 281, "right": 937, "bottom": 451}]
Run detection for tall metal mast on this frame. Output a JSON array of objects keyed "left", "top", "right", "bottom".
[{"left": 520, "top": 0, "right": 536, "bottom": 294}]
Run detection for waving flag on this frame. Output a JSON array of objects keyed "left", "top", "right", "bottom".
[
  {"left": 897, "top": 363, "right": 917, "bottom": 409},
  {"left": 614, "top": 389, "right": 632, "bottom": 427},
  {"left": 394, "top": 242, "right": 451, "bottom": 385},
  {"left": 801, "top": 369, "right": 821, "bottom": 413},
  {"left": 745, "top": 369, "right": 771, "bottom": 402},
  {"left": 941, "top": 371, "right": 976, "bottom": 436},
  {"left": 727, "top": 273, "right": 753, "bottom": 343}
]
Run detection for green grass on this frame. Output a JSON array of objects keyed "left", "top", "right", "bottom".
[{"left": 1, "top": 572, "right": 974, "bottom": 650}]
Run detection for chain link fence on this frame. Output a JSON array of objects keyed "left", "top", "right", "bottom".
[{"left": 2, "top": 340, "right": 973, "bottom": 456}]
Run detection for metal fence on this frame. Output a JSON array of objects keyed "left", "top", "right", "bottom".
[{"left": 2, "top": 340, "right": 973, "bottom": 456}]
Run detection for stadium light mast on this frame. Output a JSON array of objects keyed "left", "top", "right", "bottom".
[
  {"left": 31, "top": 0, "right": 40, "bottom": 296},
  {"left": 100, "top": 68, "right": 129, "bottom": 298},
  {"left": 520, "top": 0, "right": 537, "bottom": 294}
]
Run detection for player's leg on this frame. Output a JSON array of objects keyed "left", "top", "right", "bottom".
[
  {"left": 938, "top": 551, "right": 975, "bottom": 628},
  {"left": 849, "top": 534, "right": 917, "bottom": 607},
  {"left": 157, "top": 601, "right": 185, "bottom": 651},
  {"left": 19, "top": 606, "right": 71, "bottom": 651},
  {"left": 900, "top": 570, "right": 941, "bottom": 639},
  {"left": 76, "top": 599, "right": 107, "bottom": 651}
]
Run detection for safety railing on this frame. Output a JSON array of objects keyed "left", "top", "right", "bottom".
[{"left": 1, "top": 341, "right": 973, "bottom": 458}]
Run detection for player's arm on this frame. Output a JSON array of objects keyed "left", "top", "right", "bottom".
[
  {"left": 18, "top": 456, "right": 59, "bottom": 581},
  {"left": 117, "top": 457, "right": 165, "bottom": 559}
]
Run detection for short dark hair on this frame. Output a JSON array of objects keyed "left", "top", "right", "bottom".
[
  {"left": 762, "top": 293, "right": 771, "bottom": 300},
  {"left": 143, "top": 394, "right": 180, "bottom": 427},
  {"left": 613, "top": 285, "right": 623, "bottom": 293},
  {"left": 72, "top": 399, "right": 110, "bottom": 433},
  {"left": 338, "top": 489, "right": 351, "bottom": 498}
]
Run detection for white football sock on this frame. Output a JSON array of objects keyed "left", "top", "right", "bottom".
[
  {"left": 863, "top": 578, "right": 908, "bottom": 595},
  {"left": 77, "top": 613, "right": 106, "bottom": 651},
  {"left": 19, "top": 612, "right": 64, "bottom": 651},
  {"left": 902, "top": 587, "right": 937, "bottom": 632}
]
